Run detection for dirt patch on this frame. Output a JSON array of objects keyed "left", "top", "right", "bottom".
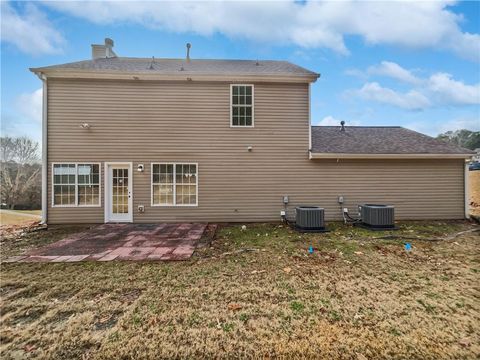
[
  {"left": 119, "top": 289, "right": 143, "bottom": 304},
  {"left": 0, "top": 283, "right": 25, "bottom": 297},
  {"left": 7, "top": 307, "right": 46, "bottom": 326},
  {"left": 94, "top": 311, "right": 123, "bottom": 331},
  {"left": 44, "top": 310, "right": 77, "bottom": 326}
]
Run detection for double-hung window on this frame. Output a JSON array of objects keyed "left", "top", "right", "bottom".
[
  {"left": 152, "top": 163, "right": 197, "bottom": 206},
  {"left": 52, "top": 163, "right": 100, "bottom": 207},
  {"left": 231, "top": 84, "right": 254, "bottom": 127}
]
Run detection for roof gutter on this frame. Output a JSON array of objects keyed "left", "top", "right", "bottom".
[
  {"left": 34, "top": 72, "right": 48, "bottom": 224},
  {"left": 310, "top": 153, "right": 474, "bottom": 160},
  {"left": 28, "top": 69, "right": 320, "bottom": 84}
]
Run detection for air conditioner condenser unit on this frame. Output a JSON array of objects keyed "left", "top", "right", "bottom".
[
  {"left": 295, "top": 206, "right": 328, "bottom": 232},
  {"left": 358, "top": 204, "right": 395, "bottom": 230}
]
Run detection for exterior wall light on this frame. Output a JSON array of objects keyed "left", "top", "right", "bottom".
[{"left": 137, "top": 164, "right": 145, "bottom": 172}]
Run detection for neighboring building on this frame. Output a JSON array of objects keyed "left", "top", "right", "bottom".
[
  {"left": 472, "top": 148, "right": 480, "bottom": 162},
  {"left": 30, "top": 39, "right": 474, "bottom": 224}
]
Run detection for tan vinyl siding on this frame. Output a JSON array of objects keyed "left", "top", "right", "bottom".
[{"left": 47, "top": 79, "right": 465, "bottom": 223}]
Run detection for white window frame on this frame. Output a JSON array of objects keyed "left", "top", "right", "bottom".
[
  {"left": 230, "top": 84, "right": 254, "bottom": 128},
  {"left": 151, "top": 162, "right": 198, "bottom": 207},
  {"left": 51, "top": 162, "right": 102, "bottom": 208}
]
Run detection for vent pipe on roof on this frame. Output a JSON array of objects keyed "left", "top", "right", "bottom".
[
  {"left": 186, "top": 43, "right": 191, "bottom": 62},
  {"left": 340, "top": 121, "right": 346, "bottom": 132},
  {"left": 148, "top": 56, "right": 155, "bottom": 70}
]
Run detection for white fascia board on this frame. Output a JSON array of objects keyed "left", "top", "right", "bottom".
[{"left": 310, "top": 153, "right": 474, "bottom": 159}]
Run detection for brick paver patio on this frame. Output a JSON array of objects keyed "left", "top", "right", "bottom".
[{"left": 3, "top": 223, "right": 207, "bottom": 263}]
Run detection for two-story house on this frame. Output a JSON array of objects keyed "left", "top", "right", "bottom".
[{"left": 31, "top": 39, "right": 474, "bottom": 224}]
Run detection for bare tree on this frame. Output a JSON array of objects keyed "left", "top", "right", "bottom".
[
  {"left": 1, "top": 136, "right": 39, "bottom": 163},
  {"left": 0, "top": 136, "right": 41, "bottom": 209}
]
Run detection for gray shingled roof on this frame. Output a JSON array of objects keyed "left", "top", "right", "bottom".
[
  {"left": 31, "top": 57, "right": 318, "bottom": 77},
  {"left": 311, "top": 126, "right": 474, "bottom": 154}
]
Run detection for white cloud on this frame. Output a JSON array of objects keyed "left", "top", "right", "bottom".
[
  {"left": 367, "top": 61, "right": 421, "bottom": 85},
  {"left": 16, "top": 88, "right": 43, "bottom": 123},
  {"left": 407, "top": 117, "right": 480, "bottom": 136},
  {"left": 436, "top": 118, "right": 480, "bottom": 134},
  {"left": 427, "top": 73, "right": 480, "bottom": 105},
  {"left": 348, "top": 61, "right": 480, "bottom": 109},
  {"left": 1, "top": 2, "right": 64, "bottom": 55},
  {"left": 354, "top": 82, "right": 431, "bottom": 110},
  {"left": 0, "top": 114, "right": 42, "bottom": 144},
  {"left": 316, "top": 115, "right": 360, "bottom": 126},
  {"left": 344, "top": 68, "right": 367, "bottom": 80},
  {"left": 43, "top": 0, "right": 480, "bottom": 61},
  {"left": 1, "top": 88, "right": 43, "bottom": 144}
]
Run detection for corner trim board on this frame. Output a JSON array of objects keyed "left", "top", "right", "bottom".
[
  {"left": 41, "top": 73, "right": 47, "bottom": 224},
  {"left": 465, "top": 160, "right": 470, "bottom": 219}
]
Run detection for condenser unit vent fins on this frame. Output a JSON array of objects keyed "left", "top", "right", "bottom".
[
  {"left": 295, "top": 206, "right": 325, "bottom": 230},
  {"left": 359, "top": 204, "right": 395, "bottom": 229}
]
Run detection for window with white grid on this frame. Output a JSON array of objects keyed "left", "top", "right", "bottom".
[
  {"left": 77, "top": 164, "right": 100, "bottom": 206},
  {"left": 231, "top": 84, "right": 254, "bottom": 127},
  {"left": 52, "top": 163, "right": 100, "bottom": 207},
  {"left": 53, "top": 164, "right": 76, "bottom": 206},
  {"left": 152, "top": 163, "right": 197, "bottom": 206}
]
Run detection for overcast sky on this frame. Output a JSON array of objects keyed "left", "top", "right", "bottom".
[{"left": 1, "top": 0, "right": 479, "bottom": 143}]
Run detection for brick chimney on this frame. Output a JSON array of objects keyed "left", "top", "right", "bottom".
[{"left": 91, "top": 38, "right": 117, "bottom": 59}]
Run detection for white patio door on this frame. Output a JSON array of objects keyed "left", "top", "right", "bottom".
[{"left": 105, "top": 163, "right": 133, "bottom": 222}]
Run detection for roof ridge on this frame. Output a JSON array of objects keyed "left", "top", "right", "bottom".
[{"left": 52, "top": 57, "right": 292, "bottom": 63}]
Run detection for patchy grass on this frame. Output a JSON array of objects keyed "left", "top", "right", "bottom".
[
  {"left": 0, "top": 224, "right": 92, "bottom": 260},
  {"left": 1, "top": 221, "right": 479, "bottom": 358}
]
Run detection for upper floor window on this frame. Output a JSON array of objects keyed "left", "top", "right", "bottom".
[
  {"left": 53, "top": 163, "right": 100, "bottom": 207},
  {"left": 231, "top": 84, "right": 254, "bottom": 127}
]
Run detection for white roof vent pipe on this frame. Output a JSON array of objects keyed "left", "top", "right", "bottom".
[{"left": 91, "top": 38, "right": 117, "bottom": 59}]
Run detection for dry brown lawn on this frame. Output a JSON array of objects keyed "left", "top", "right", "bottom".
[
  {"left": 0, "top": 210, "right": 41, "bottom": 226},
  {"left": 470, "top": 170, "right": 480, "bottom": 216},
  {"left": 1, "top": 221, "right": 479, "bottom": 359}
]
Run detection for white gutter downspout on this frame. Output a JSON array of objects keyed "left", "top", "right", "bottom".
[
  {"left": 38, "top": 73, "right": 48, "bottom": 224},
  {"left": 308, "top": 83, "right": 312, "bottom": 159},
  {"left": 465, "top": 160, "right": 470, "bottom": 219}
]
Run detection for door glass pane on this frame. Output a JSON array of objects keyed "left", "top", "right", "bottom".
[{"left": 112, "top": 168, "right": 128, "bottom": 214}]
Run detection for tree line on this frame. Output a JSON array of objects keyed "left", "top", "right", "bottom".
[
  {"left": 0, "top": 136, "right": 41, "bottom": 210},
  {"left": 436, "top": 129, "right": 480, "bottom": 151}
]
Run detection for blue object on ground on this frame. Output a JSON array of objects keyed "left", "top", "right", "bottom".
[
  {"left": 308, "top": 246, "right": 314, "bottom": 254},
  {"left": 405, "top": 243, "right": 412, "bottom": 251}
]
